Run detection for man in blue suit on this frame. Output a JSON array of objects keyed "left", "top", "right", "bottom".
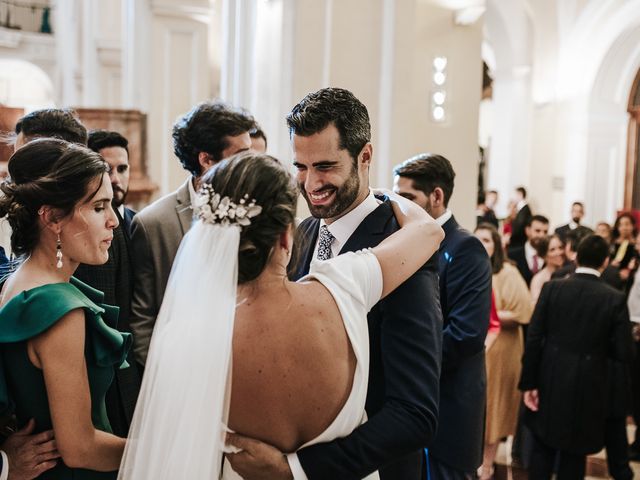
[
  {"left": 226, "top": 88, "right": 442, "bottom": 480},
  {"left": 394, "top": 154, "right": 492, "bottom": 479}
]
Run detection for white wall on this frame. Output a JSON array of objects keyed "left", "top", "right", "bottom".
[
  {"left": 221, "top": 0, "right": 484, "bottom": 228},
  {"left": 486, "top": 0, "right": 640, "bottom": 228}
]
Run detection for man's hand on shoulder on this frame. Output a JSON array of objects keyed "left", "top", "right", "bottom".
[
  {"left": 3, "top": 419, "right": 59, "bottom": 480},
  {"left": 226, "top": 433, "right": 293, "bottom": 480}
]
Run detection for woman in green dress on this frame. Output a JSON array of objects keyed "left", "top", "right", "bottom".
[{"left": 0, "top": 138, "right": 131, "bottom": 479}]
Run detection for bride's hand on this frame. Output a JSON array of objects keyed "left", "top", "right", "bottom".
[
  {"left": 226, "top": 433, "right": 293, "bottom": 480},
  {"left": 372, "top": 187, "right": 433, "bottom": 228}
]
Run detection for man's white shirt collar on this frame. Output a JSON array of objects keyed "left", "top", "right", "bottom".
[
  {"left": 569, "top": 221, "right": 579, "bottom": 230},
  {"left": 525, "top": 241, "right": 537, "bottom": 270},
  {"left": 314, "top": 192, "right": 380, "bottom": 259},
  {"left": 517, "top": 199, "right": 527, "bottom": 212},
  {"left": 575, "top": 267, "right": 601, "bottom": 277},
  {"left": 118, "top": 204, "right": 125, "bottom": 218},
  {"left": 435, "top": 209, "right": 452, "bottom": 227}
]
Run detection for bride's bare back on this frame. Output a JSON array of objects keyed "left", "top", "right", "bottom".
[{"left": 229, "top": 279, "right": 355, "bottom": 453}]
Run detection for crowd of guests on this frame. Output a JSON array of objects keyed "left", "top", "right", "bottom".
[
  {"left": 0, "top": 87, "right": 635, "bottom": 480},
  {"left": 477, "top": 187, "right": 640, "bottom": 479}
]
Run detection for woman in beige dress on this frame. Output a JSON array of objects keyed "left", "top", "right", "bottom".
[
  {"left": 530, "top": 234, "right": 565, "bottom": 305},
  {"left": 475, "top": 223, "right": 533, "bottom": 479}
]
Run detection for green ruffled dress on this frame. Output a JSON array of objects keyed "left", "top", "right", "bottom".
[{"left": 0, "top": 277, "right": 132, "bottom": 479}]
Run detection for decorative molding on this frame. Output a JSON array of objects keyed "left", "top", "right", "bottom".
[
  {"left": 151, "top": 2, "right": 214, "bottom": 24},
  {"left": 96, "top": 39, "right": 122, "bottom": 68}
]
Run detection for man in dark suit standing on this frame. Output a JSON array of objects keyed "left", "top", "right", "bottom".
[
  {"left": 226, "top": 88, "right": 442, "bottom": 480},
  {"left": 519, "top": 235, "right": 634, "bottom": 478},
  {"left": 509, "top": 186, "right": 532, "bottom": 248},
  {"left": 394, "top": 154, "right": 492, "bottom": 479},
  {"left": 554, "top": 201, "right": 593, "bottom": 243},
  {"left": 508, "top": 215, "right": 549, "bottom": 286},
  {"left": 87, "top": 130, "right": 137, "bottom": 236}
]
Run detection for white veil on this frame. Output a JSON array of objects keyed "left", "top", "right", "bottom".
[{"left": 118, "top": 220, "right": 240, "bottom": 480}]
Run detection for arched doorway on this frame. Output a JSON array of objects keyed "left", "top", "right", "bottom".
[{"left": 625, "top": 68, "right": 640, "bottom": 210}]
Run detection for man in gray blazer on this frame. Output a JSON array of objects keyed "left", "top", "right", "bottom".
[{"left": 129, "top": 102, "right": 255, "bottom": 365}]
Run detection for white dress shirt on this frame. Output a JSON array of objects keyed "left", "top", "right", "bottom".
[
  {"left": 435, "top": 209, "right": 452, "bottom": 227},
  {"left": 525, "top": 241, "right": 538, "bottom": 271},
  {"left": 517, "top": 199, "right": 528, "bottom": 212},
  {"left": 311, "top": 192, "right": 381, "bottom": 261},
  {"left": 0, "top": 450, "right": 8, "bottom": 480}
]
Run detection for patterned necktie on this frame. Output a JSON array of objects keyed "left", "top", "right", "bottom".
[{"left": 317, "top": 225, "right": 335, "bottom": 261}]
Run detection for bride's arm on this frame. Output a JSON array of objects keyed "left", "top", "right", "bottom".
[{"left": 371, "top": 190, "right": 444, "bottom": 299}]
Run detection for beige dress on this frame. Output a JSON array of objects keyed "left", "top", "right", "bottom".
[{"left": 485, "top": 262, "right": 533, "bottom": 443}]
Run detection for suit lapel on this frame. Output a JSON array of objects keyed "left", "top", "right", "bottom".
[
  {"left": 175, "top": 179, "right": 193, "bottom": 235},
  {"left": 339, "top": 201, "right": 393, "bottom": 254},
  {"left": 290, "top": 217, "right": 320, "bottom": 279},
  {"left": 438, "top": 216, "right": 459, "bottom": 275},
  {"left": 291, "top": 200, "right": 393, "bottom": 279}
]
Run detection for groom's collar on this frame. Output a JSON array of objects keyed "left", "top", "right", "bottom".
[{"left": 319, "top": 192, "right": 380, "bottom": 256}]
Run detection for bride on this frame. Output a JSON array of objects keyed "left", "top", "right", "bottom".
[{"left": 118, "top": 152, "right": 443, "bottom": 479}]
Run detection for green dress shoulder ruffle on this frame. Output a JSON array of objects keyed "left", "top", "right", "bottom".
[{"left": 0, "top": 276, "right": 131, "bottom": 417}]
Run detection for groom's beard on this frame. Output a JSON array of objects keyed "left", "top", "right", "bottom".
[{"left": 299, "top": 169, "right": 360, "bottom": 220}]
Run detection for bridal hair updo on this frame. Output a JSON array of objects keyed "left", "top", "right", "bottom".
[
  {"left": 201, "top": 152, "right": 298, "bottom": 284},
  {"left": 0, "top": 138, "right": 108, "bottom": 256}
]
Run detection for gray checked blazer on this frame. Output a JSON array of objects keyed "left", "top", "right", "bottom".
[{"left": 129, "top": 178, "right": 193, "bottom": 365}]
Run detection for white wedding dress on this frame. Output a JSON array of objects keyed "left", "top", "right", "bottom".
[
  {"left": 119, "top": 222, "right": 382, "bottom": 480},
  {"left": 223, "top": 250, "right": 382, "bottom": 480}
]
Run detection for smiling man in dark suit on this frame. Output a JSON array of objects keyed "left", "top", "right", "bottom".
[
  {"left": 508, "top": 215, "right": 550, "bottom": 286},
  {"left": 226, "top": 87, "right": 442, "bottom": 480},
  {"left": 394, "top": 154, "right": 492, "bottom": 480}
]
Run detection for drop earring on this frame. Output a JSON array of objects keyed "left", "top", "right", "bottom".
[{"left": 56, "top": 234, "right": 63, "bottom": 269}]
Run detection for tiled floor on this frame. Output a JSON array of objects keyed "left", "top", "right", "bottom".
[{"left": 492, "top": 425, "right": 640, "bottom": 479}]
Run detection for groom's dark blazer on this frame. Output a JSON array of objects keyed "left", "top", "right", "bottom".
[
  {"left": 290, "top": 200, "right": 442, "bottom": 480},
  {"left": 428, "top": 215, "right": 491, "bottom": 473}
]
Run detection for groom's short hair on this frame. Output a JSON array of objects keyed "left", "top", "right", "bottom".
[{"left": 286, "top": 87, "right": 370, "bottom": 164}]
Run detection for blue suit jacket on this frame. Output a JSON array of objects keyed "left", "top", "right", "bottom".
[
  {"left": 122, "top": 207, "right": 136, "bottom": 239},
  {"left": 290, "top": 200, "right": 442, "bottom": 480},
  {"left": 429, "top": 216, "right": 492, "bottom": 472}
]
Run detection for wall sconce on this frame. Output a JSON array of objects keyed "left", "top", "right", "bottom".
[{"left": 431, "top": 56, "right": 448, "bottom": 122}]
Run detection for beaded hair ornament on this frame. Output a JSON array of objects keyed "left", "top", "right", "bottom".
[{"left": 193, "top": 184, "right": 262, "bottom": 227}]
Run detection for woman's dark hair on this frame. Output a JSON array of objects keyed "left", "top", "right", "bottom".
[
  {"left": 534, "top": 234, "right": 564, "bottom": 259},
  {"left": 201, "top": 152, "right": 298, "bottom": 284},
  {"left": 0, "top": 138, "right": 108, "bottom": 256},
  {"left": 475, "top": 223, "right": 505, "bottom": 274},
  {"left": 612, "top": 212, "right": 637, "bottom": 240}
]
